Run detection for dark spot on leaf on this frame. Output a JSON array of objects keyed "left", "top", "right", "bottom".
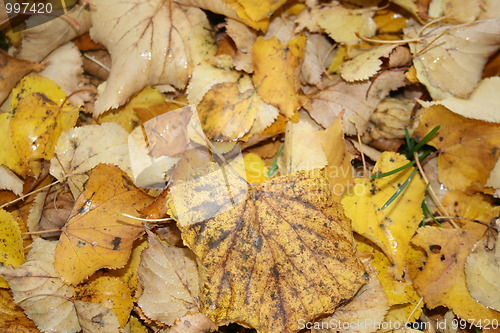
[
  {"left": 76, "top": 240, "right": 86, "bottom": 248},
  {"left": 110, "top": 237, "right": 122, "bottom": 250}
]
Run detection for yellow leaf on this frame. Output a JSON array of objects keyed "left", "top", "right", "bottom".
[
  {"left": 75, "top": 275, "right": 134, "bottom": 328},
  {"left": 169, "top": 169, "right": 366, "bottom": 333},
  {"left": 236, "top": 0, "right": 287, "bottom": 21},
  {"left": 98, "top": 87, "right": 166, "bottom": 133},
  {"left": 110, "top": 237, "right": 148, "bottom": 294},
  {"left": 223, "top": 0, "right": 269, "bottom": 31},
  {"left": 243, "top": 153, "right": 269, "bottom": 184},
  {"left": 252, "top": 36, "right": 306, "bottom": 118},
  {"left": 327, "top": 44, "right": 347, "bottom": 74},
  {"left": 54, "top": 164, "right": 153, "bottom": 285},
  {"left": 197, "top": 82, "right": 258, "bottom": 142},
  {"left": 0, "top": 209, "right": 25, "bottom": 288},
  {"left": 0, "top": 113, "right": 24, "bottom": 177},
  {"left": 414, "top": 105, "right": 500, "bottom": 191},
  {"left": 373, "top": 8, "right": 409, "bottom": 34},
  {"left": 341, "top": 152, "right": 426, "bottom": 277},
  {"left": 9, "top": 75, "right": 79, "bottom": 178},
  {"left": 318, "top": 116, "right": 354, "bottom": 200},
  {"left": 0, "top": 289, "right": 38, "bottom": 332},
  {"left": 411, "top": 227, "right": 500, "bottom": 323}
]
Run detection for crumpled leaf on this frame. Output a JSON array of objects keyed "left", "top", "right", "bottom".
[
  {"left": 252, "top": 36, "right": 306, "bottom": 118},
  {"left": 408, "top": 18, "right": 500, "bottom": 99},
  {"left": 465, "top": 220, "right": 500, "bottom": 312},
  {"left": 0, "top": 239, "right": 80, "bottom": 333},
  {"left": 418, "top": 76, "right": 500, "bottom": 123},
  {"left": 0, "top": 209, "right": 25, "bottom": 288},
  {"left": 39, "top": 42, "right": 89, "bottom": 106},
  {"left": 0, "top": 165, "right": 23, "bottom": 196},
  {"left": 137, "top": 230, "right": 202, "bottom": 326},
  {"left": 313, "top": 255, "right": 389, "bottom": 333},
  {"left": 340, "top": 45, "right": 398, "bottom": 82},
  {"left": 54, "top": 164, "right": 153, "bottom": 285},
  {"left": 75, "top": 275, "right": 134, "bottom": 328},
  {"left": 278, "top": 117, "right": 327, "bottom": 175},
  {"left": 305, "top": 71, "right": 407, "bottom": 135},
  {"left": 0, "top": 50, "right": 45, "bottom": 105},
  {"left": 411, "top": 227, "right": 500, "bottom": 323},
  {"left": 0, "top": 289, "right": 38, "bottom": 333},
  {"left": 90, "top": 0, "right": 216, "bottom": 116},
  {"left": 17, "top": 4, "right": 91, "bottom": 62},
  {"left": 169, "top": 169, "right": 366, "bottom": 333},
  {"left": 9, "top": 75, "right": 79, "bottom": 178},
  {"left": 197, "top": 82, "right": 258, "bottom": 142},
  {"left": 50, "top": 122, "right": 132, "bottom": 199},
  {"left": 341, "top": 152, "right": 426, "bottom": 277},
  {"left": 414, "top": 105, "right": 500, "bottom": 191},
  {"left": 317, "top": 5, "right": 377, "bottom": 45}
]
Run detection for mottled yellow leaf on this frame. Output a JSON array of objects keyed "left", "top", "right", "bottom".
[
  {"left": 411, "top": 227, "right": 500, "bottom": 323},
  {"left": 9, "top": 75, "right": 79, "bottom": 178},
  {"left": 252, "top": 36, "right": 306, "bottom": 118},
  {"left": 341, "top": 152, "right": 426, "bottom": 278},
  {"left": 243, "top": 153, "right": 269, "bottom": 184},
  {"left": 0, "top": 113, "right": 24, "bottom": 177},
  {"left": 414, "top": 105, "right": 500, "bottom": 191},
  {"left": 54, "top": 164, "right": 153, "bottom": 285},
  {"left": 75, "top": 275, "right": 134, "bottom": 328},
  {"left": 0, "top": 209, "right": 25, "bottom": 288},
  {"left": 198, "top": 82, "right": 258, "bottom": 142},
  {"left": 169, "top": 169, "right": 366, "bottom": 333}
]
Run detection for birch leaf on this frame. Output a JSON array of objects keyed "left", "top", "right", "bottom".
[{"left": 0, "top": 209, "right": 25, "bottom": 288}]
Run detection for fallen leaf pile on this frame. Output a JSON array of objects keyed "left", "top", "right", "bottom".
[{"left": 0, "top": 1, "right": 499, "bottom": 333}]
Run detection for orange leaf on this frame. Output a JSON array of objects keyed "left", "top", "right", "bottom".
[{"left": 55, "top": 164, "right": 153, "bottom": 285}]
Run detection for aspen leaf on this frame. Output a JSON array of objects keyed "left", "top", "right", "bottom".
[
  {"left": 411, "top": 227, "right": 500, "bottom": 323},
  {"left": 341, "top": 152, "right": 426, "bottom": 278},
  {"left": 414, "top": 105, "right": 500, "bottom": 191},
  {"left": 0, "top": 209, "right": 25, "bottom": 288},
  {"left": 252, "top": 36, "right": 306, "bottom": 118},
  {"left": 197, "top": 82, "right": 258, "bottom": 142},
  {"left": 137, "top": 230, "right": 202, "bottom": 326},
  {"left": 90, "top": 0, "right": 216, "bottom": 115},
  {"left": 408, "top": 18, "right": 500, "bottom": 99},
  {"left": 0, "top": 50, "right": 45, "bottom": 105},
  {"left": 54, "top": 164, "right": 153, "bottom": 285},
  {"left": 50, "top": 122, "right": 132, "bottom": 199},
  {"left": 169, "top": 169, "right": 366, "bottom": 333},
  {"left": 9, "top": 75, "right": 79, "bottom": 178},
  {"left": 75, "top": 275, "right": 133, "bottom": 328},
  {"left": 0, "top": 239, "right": 80, "bottom": 333}
]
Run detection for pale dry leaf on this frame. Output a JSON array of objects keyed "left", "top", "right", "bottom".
[
  {"left": 264, "top": 15, "right": 295, "bottom": 44},
  {"left": 305, "top": 71, "right": 407, "bottom": 135},
  {"left": 138, "top": 231, "right": 201, "bottom": 326},
  {"left": 164, "top": 313, "right": 215, "bottom": 333},
  {"left": 478, "top": 0, "right": 500, "bottom": 19},
  {"left": 39, "top": 42, "right": 90, "bottom": 106},
  {"left": 313, "top": 256, "right": 389, "bottom": 333},
  {"left": 408, "top": 18, "right": 500, "bottom": 99},
  {"left": 317, "top": 5, "right": 377, "bottom": 45},
  {"left": 0, "top": 165, "right": 23, "bottom": 196},
  {"left": 0, "top": 239, "right": 79, "bottom": 333},
  {"left": 73, "top": 300, "right": 120, "bottom": 333},
  {"left": 301, "top": 33, "right": 333, "bottom": 86},
  {"left": 428, "top": 0, "right": 480, "bottom": 24},
  {"left": 90, "top": 0, "right": 216, "bottom": 115},
  {"left": 17, "top": 4, "right": 91, "bottom": 62},
  {"left": 225, "top": 18, "right": 256, "bottom": 73},
  {"left": 187, "top": 61, "right": 241, "bottom": 105},
  {"left": 50, "top": 122, "right": 132, "bottom": 198},
  {"left": 340, "top": 45, "right": 398, "bottom": 82},
  {"left": 26, "top": 189, "right": 49, "bottom": 239},
  {"left": 465, "top": 224, "right": 500, "bottom": 311},
  {"left": 278, "top": 118, "right": 327, "bottom": 175},
  {"left": 418, "top": 76, "right": 500, "bottom": 123}
]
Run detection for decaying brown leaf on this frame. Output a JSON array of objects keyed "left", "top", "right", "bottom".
[{"left": 169, "top": 168, "right": 367, "bottom": 333}]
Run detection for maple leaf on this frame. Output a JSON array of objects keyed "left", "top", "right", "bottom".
[
  {"left": 341, "top": 152, "right": 426, "bottom": 278},
  {"left": 414, "top": 105, "right": 500, "bottom": 191},
  {"left": 168, "top": 169, "right": 366, "bottom": 333},
  {"left": 54, "top": 164, "right": 153, "bottom": 285},
  {"left": 90, "top": 0, "right": 216, "bottom": 116},
  {"left": 411, "top": 227, "right": 500, "bottom": 323},
  {"left": 252, "top": 36, "right": 306, "bottom": 119}
]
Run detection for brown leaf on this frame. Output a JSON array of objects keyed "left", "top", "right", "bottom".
[
  {"left": 0, "top": 288, "right": 38, "bottom": 332},
  {"left": 169, "top": 169, "right": 367, "bottom": 333},
  {"left": 54, "top": 164, "right": 153, "bottom": 285},
  {"left": 0, "top": 51, "right": 45, "bottom": 105}
]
